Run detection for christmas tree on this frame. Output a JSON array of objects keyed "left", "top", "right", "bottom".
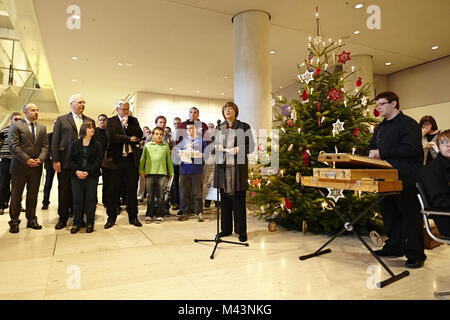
[{"left": 249, "top": 9, "right": 383, "bottom": 235}]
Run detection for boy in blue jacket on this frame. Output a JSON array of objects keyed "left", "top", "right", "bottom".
[{"left": 176, "top": 121, "right": 207, "bottom": 222}]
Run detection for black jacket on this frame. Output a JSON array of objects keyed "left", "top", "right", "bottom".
[
  {"left": 106, "top": 115, "right": 143, "bottom": 167},
  {"left": 421, "top": 153, "right": 450, "bottom": 210},
  {"left": 68, "top": 138, "right": 103, "bottom": 179},
  {"left": 212, "top": 120, "right": 255, "bottom": 192},
  {"left": 368, "top": 112, "right": 423, "bottom": 189}
]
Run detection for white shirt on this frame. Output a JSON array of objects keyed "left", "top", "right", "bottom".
[
  {"left": 117, "top": 115, "right": 132, "bottom": 155},
  {"left": 71, "top": 111, "right": 83, "bottom": 137},
  {"left": 24, "top": 118, "right": 36, "bottom": 136}
]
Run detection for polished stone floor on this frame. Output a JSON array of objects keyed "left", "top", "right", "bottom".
[{"left": 0, "top": 184, "right": 449, "bottom": 300}]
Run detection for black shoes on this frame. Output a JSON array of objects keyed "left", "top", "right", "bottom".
[
  {"left": 218, "top": 231, "right": 232, "bottom": 238},
  {"left": 239, "top": 233, "right": 248, "bottom": 242},
  {"left": 405, "top": 258, "right": 424, "bottom": 269},
  {"left": 41, "top": 204, "right": 49, "bottom": 210},
  {"left": 9, "top": 224, "right": 19, "bottom": 233},
  {"left": 26, "top": 221, "right": 42, "bottom": 230},
  {"left": 104, "top": 219, "right": 115, "bottom": 229},
  {"left": 129, "top": 218, "right": 142, "bottom": 227},
  {"left": 71, "top": 226, "right": 80, "bottom": 234},
  {"left": 55, "top": 221, "right": 67, "bottom": 230},
  {"left": 86, "top": 224, "right": 94, "bottom": 233},
  {"left": 373, "top": 249, "right": 403, "bottom": 257}
]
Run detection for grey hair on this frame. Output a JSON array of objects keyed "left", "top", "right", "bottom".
[
  {"left": 115, "top": 99, "right": 129, "bottom": 109},
  {"left": 23, "top": 103, "right": 37, "bottom": 112},
  {"left": 69, "top": 94, "right": 84, "bottom": 105}
]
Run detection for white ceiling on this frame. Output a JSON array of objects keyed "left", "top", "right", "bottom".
[{"left": 4, "top": 0, "right": 450, "bottom": 118}]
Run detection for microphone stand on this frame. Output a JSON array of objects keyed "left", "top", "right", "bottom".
[{"left": 194, "top": 119, "right": 249, "bottom": 259}]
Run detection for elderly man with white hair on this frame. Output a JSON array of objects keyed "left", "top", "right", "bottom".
[
  {"left": 104, "top": 99, "right": 143, "bottom": 229},
  {"left": 52, "top": 94, "right": 95, "bottom": 230}
]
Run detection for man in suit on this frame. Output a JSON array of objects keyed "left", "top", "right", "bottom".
[
  {"left": 104, "top": 100, "right": 143, "bottom": 229},
  {"left": 52, "top": 94, "right": 95, "bottom": 229},
  {"left": 42, "top": 120, "right": 56, "bottom": 210},
  {"left": 95, "top": 114, "right": 109, "bottom": 206},
  {"left": 8, "top": 103, "right": 48, "bottom": 233}
]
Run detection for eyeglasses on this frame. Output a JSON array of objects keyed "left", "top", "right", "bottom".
[
  {"left": 13, "top": 118, "right": 22, "bottom": 121},
  {"left": 376, "top": 101, "right": 391, "bottom": 107}
]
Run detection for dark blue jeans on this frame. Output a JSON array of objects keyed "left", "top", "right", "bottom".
[
  {"left": 145, "top": 175, "right": 167, "bottom": 217},
  {"left": 71, "top": 176, "right": 98, "bottom": 226}
]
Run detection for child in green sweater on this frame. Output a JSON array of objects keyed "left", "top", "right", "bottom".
[{"left": 139, "top": 127, "right": 174, "bottom": 223}]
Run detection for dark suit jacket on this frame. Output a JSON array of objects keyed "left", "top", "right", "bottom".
[
  {"left": 8, "top": 120, "right": 49, "bottom": 173},
  {"left": 44, "top": 132, "right": 53, "bottom": 170},
  {"left": 68, "top": 138, "right": 103, "bottom": 179},
  {"left": 106, "top": 115, "right": 143, "bottom": 167},
  {"left": 51, "top": 112, "right": 95, "bottom": 169}
]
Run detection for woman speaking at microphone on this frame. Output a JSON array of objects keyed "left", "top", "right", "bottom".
[{"left": 212, "top": 102, "right": 255, "bottom": 242}]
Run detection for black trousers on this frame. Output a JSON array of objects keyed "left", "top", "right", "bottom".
[
  {"left": 106, "top": 156, "right": 138, "bottom": 222},
  {"left": 380, "top": 188, "right": 426, "bottom": 261},
  {"left": 9, "top": 165, "right": 42, "bottom": 226},
  {"left": 101, "top": 167, "right": 112, "bottom": 206},
  {"left": 171, "top": 165, "right": 180, "bottom": 206},
  {"left": 220, "top": 190, "right": 247, "bottom": 235},
  {"left": 56, "top": 168, "right": 73, "bottom": 223},
  {"left": 0, "top": 158, "right": 11, "bottom": 209},
  {"left": 71, "top": 176, "right": 98, "bottom": 226},
  {"left": 42, "top": 166, "right": 55, "bottom": 206}
]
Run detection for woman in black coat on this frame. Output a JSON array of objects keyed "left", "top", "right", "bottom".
[
  {"left": 212, "top": 102, "right": 255, "bottom": 242},
  {"left": 68, "top": 121, "right": 103, "bottom": 233}
]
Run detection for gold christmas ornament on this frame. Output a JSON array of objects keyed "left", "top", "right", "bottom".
[
  {"left": 296, "top": 172, "right": 301, "bottom": 183},
  {"left": 268, "top": 221, "right": 277, "bottom": 232}
]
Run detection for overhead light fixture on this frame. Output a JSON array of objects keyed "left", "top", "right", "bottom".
[
  {"left": 117, "top": 62, "right": 123, "bottom": 66},
  {"left": 220, "top": 92, "right": 225, "bottom": 96},
  {"left": 269, "top": 50, "right": 276, "bottom": 55},
  {"left": 353, "top": 30, "right": 360, "bottom": 35},
  {"left": 385, "top": 62, "right": 392, "bottom": 66},
  {"left": 169, "top": 87, "right": 174, "bottom": 91},
  {"left": 355, "top": 4, "right": 364, "bottom": 9},
  {"left": 432, "top": 46, "right": 439, "bottom": 50},
  {"left": 72, "top": 56, "right": 79, "bottom": 60},
  {"left": 196, "top": 90, "right": 200, "bottom": 93},
  {"left": 72, "top": 79, "right": 77, "bottom": 82}
]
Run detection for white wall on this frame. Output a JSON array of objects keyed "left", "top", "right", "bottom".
[
  {"left": 134, "top": 91, "right": 228, "bottom": 130},
  {"left": 403, "top": 101, "right": 450, "bottom": 131}
]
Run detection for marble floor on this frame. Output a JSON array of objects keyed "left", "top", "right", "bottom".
[{"left": 0, "top": 184, "right": 449, "bottom": 300}]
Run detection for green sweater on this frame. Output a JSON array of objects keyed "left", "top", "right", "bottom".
[{"left": 139, "top": 141, "right": 174, "bottom": 176}]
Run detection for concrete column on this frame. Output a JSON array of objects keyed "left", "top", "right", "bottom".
[
  {"left": 232, "top": 10, "right": 272, "bottom": 131},
  {"left": 343, "top": 54, "right": 375, "bottom": 101}
]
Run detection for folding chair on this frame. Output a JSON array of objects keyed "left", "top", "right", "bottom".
[{"left": 416, "top": 182, "right": 450, "bottom": 300}]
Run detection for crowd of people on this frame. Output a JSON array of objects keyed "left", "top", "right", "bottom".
[
  {"left": 0, "top": 91, "right": 448, "bottom": 264},
  {"left": 0, "top": 96, "right": 254, "bottom": 243}
]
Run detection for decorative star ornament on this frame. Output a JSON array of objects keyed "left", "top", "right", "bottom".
[
  {"left": 301, "top": 70, "right": 314, "bottom": 84},
  {"left": 328, "top": 87, "right": 343, "bottom": 101},
  {"left": 327, "top": 188, "right": 345, "bottom": 202},
  {"left": 338, "top": 50, "right": 351, "bottom": 64},
  {"left": 361, "top": 95, "right": 368, "bottom": 106},
  {"left": 332, "top": 119, "right": 345, "bottom": 137}
]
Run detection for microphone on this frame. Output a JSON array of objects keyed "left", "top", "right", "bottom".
[{"left": 216, "top": 119, "right": 222, "bottom": 129}]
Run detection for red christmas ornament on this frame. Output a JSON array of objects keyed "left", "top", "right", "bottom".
[
  {"left": 302, "top": 89, "right": 309, "bottom": 102},
  {"left": 287, "top": 119, "right": 295, "bottom": 127},
  {"left": 315, "top": 68, "right": 321, "bottom": 76},
  {"left": 302, "top": 150, "right": 310, "bottom": 166},
  {"left": 252, "top": 178, "right": 261, "bottom": 187},
  {"left": 373, "top": 109, "right": 380, "bottom": 117},
  {"left": 284, "top": 197, "right": 292, "bottom": 210},
  {"left": 353, "top": 127, "right": 360, "bottom": 137},
  {"left": 328, "top": 87, "right": 343, "bottom": 101},
  {"left": 337, "top": 50, "right": 351, "bottom": 64},
  {"left": 317, "top": 102, "right": 321, "bottom": 111},
  {"left": 356, "top": 77, "right": 362, "bottom": 87},
  {"left": 251, "top": 191, "right": 256, "bottom": 197}
]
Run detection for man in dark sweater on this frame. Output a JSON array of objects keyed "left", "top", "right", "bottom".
[
  {"left": 368, "top": 91, "right": 426, "bottom": 269},
  {"left": 421, "top": 129, "right": 450, "bottom": 237},
  {"left": 95, "top": 114, "right": 109, "bottom": 206}
]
